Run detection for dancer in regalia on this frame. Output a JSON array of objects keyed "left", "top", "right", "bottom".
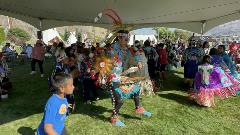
[
  {"left": 218, "top": 45, "right": 240, "bottom": 81},
  {"left": 182, "top": 37, "right": 203, "bottom": 87},
  {"left": 189, "top": 55, "right": 240, "bottom": 107},
  {"left": 95, "top": 30, "right": 152, "bottom": 126},
  {"left": 94, "top": 9, "right": 151, "bottom": 126}
]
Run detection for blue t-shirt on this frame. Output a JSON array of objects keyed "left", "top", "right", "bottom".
[{"left": 37, "top": 94, "right": 68, "bottom": 135}]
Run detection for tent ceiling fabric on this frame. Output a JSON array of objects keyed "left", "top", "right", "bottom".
[{"left": 0, "top": 0, "right": 240, "bottom": 33}]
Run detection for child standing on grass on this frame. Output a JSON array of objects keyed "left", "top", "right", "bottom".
[
  {"left": 37, "top": 73, "right": 74, "bottom": 135},
  {"left": 80, "top": 49, "right": 99, "bottom": 104}
]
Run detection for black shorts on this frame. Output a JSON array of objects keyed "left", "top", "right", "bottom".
[{"left": 160, "top": 64, "right": 166, "bottom": 71}]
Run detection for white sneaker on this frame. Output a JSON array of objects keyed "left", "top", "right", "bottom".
[
  {"left": 41, "top": 74, "right": 44, "bottom": 77},
  {"left": 30, "top": 71, "right": 36, "bottom": 75}
]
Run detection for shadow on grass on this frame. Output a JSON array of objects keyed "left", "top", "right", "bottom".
[
  {"left": 17, "top": 126, "right": 36, "bottom": 135},
  {"left": 74, "top": 102, "right": 111, "bottom": 122},
  {"left": 73, "top": 100, "right": 141, "bottom": 122},
  {"left": 158, "top": 93, "right": 197, "bottom": 106},
  {"left": 72, "top": 68, "right": 188, "bottom": 122},
  {"left": 157, "top": 69, "right": 189, "bottom": 92},
  {"left": 121, "top": 113, "right": 141, "bottom": 120},
  {"left": 0, "top": 59, "right": 54, "bottom": 125},
  {"left": 0, "top": 59, "right": 187, "bottom": 126},
  {"left": 0, "top": 58, "right": 110, "bottom": 125}
]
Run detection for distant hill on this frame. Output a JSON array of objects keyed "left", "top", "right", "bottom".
[
  {"left": 205, "top": 20, "right": 240, "bottom": 37},
  {"left": 0, "top": 15, "right": 108, "bottom": 44},
  {"left": 0, "top": 15, "right": 38, "bottom": 43}
]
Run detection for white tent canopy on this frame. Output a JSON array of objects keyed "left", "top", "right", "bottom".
[
  {"left": 1, "top": 0, "right": 240, "bottom": 33},
  {"left": 42, "top": 28, "right": 62, "bottom": 44},
  {"left": 67, "top": 32, "right": 77, "bottom": 45}
]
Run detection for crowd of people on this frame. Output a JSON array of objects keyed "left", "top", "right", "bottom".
[
  {"left": 37, "top": 30, "right": 184, "bottom": 134},
  {"left": 0, "top": 30, "right": 239, "bottom": 134},
  {"left": 1, "top": 42, "right": 33, "bottom": 64},
  {"left": 183, "top": 36, "right": 240, "bottom": 107},
  {"left": 0, "top": 42, "right": 19, "bottom": 100},
  {"left": 0, "top": 52, "right": 12, "bottom": 100}
]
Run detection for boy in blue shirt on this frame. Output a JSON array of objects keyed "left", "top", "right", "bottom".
[{"left": 37, "top": 73, "right": 74, "bottom": 135}]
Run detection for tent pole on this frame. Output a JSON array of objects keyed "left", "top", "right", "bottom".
[
  {"left": 201, "top": 20, "right": 206, "bottom": 37},
  {"left": 201, "top": 22, "right": 203, "bottom": 36},
  {"left": 93, "top": 26, "right": 96, "bottom": 47},
  {"left": 38, "top": 18, "right": 43, "bottom": 40},
  {"left": 39, "top": 18, "right": 43, "bottom": 31}
]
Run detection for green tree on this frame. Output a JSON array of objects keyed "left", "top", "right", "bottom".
[
  {"left": 8, "top": 27, "right": 31, "bottom": 42},
  {"left": 0, "top": 26, "right": 6, "bottom": 44},
  {"left": 168, "top": 31, "right": 176, "bottom": 40},
  {"left": 87, "top": 31, "right": 94, "bottom": 40},
  {"left": 95, "top": 35, "right": 102, "bottom": 43},
  {"left": 61, "top": 29, "right": 70, "bottom": 42},
  {"left": 154, "top": 27, "right": 191, "bottom": 43},
  {"left": 154, "top": 27, "right": 168, "bottom": 39},
  {"left": 154, "top": 27, "right": 176, "bottom": 40},
  {"left": 174, "top": 29, "right": 191, "bottom": 42}
]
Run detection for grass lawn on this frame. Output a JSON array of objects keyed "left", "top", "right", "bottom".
[{"left": 0, "top": 59, "right": 240, "bottom": 135}]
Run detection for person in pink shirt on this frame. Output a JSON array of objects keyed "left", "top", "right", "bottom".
[
  {"left": 30, "top": 40, "right": 46, "bottom": 77},
  {"left": 158, "top": 43, "right": 168, "bottom": 81}
]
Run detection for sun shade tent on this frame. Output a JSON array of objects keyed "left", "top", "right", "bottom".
[
  {"left": 42, "top": 28, "right": 62, "bottom": 44},
  {"left": 0, "top": 0, "right": 240, "bottom": 34}
]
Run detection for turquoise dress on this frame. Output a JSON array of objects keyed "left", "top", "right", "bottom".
[
  {"left": 220, "top": 52, "right": 240, "bottom": 81},
  {"left": 111, "top": 42, "right": 141, "bottom": 99}
]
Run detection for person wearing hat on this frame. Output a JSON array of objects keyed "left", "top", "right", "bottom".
[
  {"left": 30, "top": 40, "right": 46, "bottom": 77},
  {"left": 109, "top": 30, "right": 152, "bottom": 126}
]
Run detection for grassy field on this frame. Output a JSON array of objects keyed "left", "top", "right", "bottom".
[{"left": 0, "top": 59, "right": 240, "bottom": 135}]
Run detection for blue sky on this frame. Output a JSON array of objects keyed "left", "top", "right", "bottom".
[
  {"left": 132, "top": 27, "right": 176, "bottom": 35},
  {"left": 132, "top": 28, "right": 156, "bottom": 35}
]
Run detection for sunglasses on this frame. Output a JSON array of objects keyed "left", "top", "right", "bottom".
[
  {"left": 119, "top": 36, "right": 129, "bottom": 39},
  {"left": 118, "top": 33, "right": 130, "bottom": 38}
]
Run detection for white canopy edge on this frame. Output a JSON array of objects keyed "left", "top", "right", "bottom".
[
  {"left": 1, "top": 1, "right": 240, "bottom": 34},
  {"left": 0, "top": 10, "right": 111, "bottom": 30}
]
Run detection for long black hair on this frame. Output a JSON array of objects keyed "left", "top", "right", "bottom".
[
  {"left": 202, "top": 55, "right": 211, "bottom": 64},
  {"left": 209, "top": 48, "right": 218, "bottom": 56},
  {"left": 218, "top": 45, "right": 226, "bottom": 51}
]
